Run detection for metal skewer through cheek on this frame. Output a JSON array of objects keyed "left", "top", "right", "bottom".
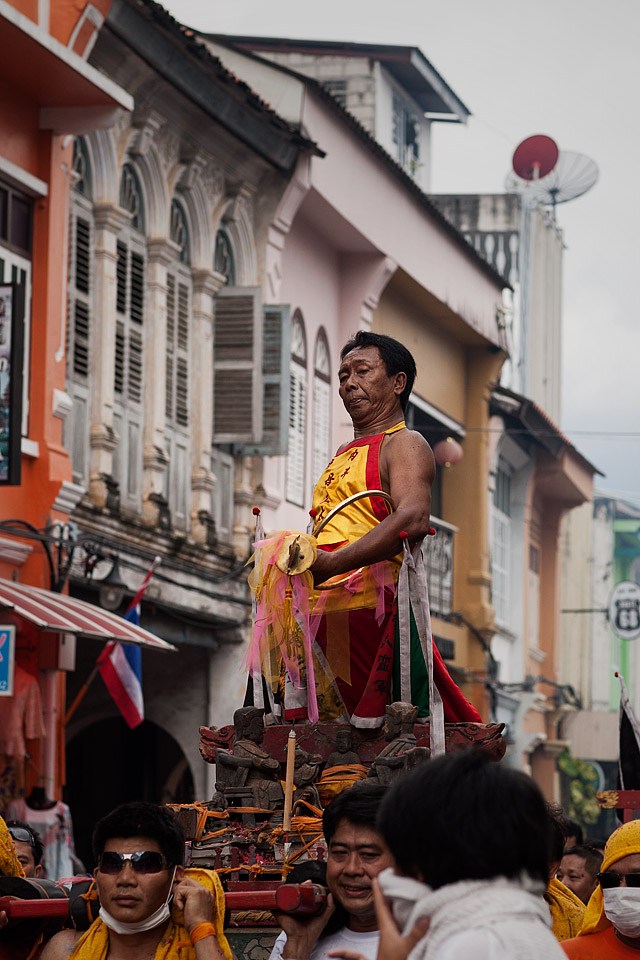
[{"left": 313, "top": 489, "right": 393, "bottom": 591}]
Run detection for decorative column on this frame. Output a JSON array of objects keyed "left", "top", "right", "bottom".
[
  {"left": 190, "top": 268, "right": 225, "bottom": 546},
  {"left": 141, "top": 238, "right": 178, "bottom": 528},
  {"left": 89, "top": 203, "right": 131, "bottom": 509}
]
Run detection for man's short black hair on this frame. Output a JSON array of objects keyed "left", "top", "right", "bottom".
[
  {"left": 340, "top": 331, "right": 416, "bottom": 411},
  {"left": 323, "top": 781, "right": 387, "bottom": 845},
  {"left": 564, "top": 818, "right": 584, "bottom": 846},
  {"left": 92, "top": 801, "right": 185, "bottom": 868},
  {"left": 563, "top": 844, "right": 603, "bottom": 880},
  {"left": 6, "top": 819, "right": 44, "bottom": 867},
  {"left": 547, "top": 803, "right": 575, "bottom": 863},
  {"left": 378, "top": 749, "right": 552, "bottom": 889}
]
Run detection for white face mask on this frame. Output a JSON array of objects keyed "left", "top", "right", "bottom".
[
  {"left": 603, "top": 886, "right": 640, "bottom": 938},
  {"left": 99, "top": 866, "right": 176, "bottom": 935}
]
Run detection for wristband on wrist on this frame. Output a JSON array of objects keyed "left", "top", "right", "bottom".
[{"left": 190, "top": 921, "right": 216, "bottom": 945}]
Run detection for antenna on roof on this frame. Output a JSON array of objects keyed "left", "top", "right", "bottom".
[{"left": 505, "top": 135, "right": 598, "bottom": 218}]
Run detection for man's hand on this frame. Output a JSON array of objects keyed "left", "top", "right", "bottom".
[
  {"left": 328, "top": 880, "right": 429, "bottom": 960},
  {"left": 373, "top": 877, "right": 429, "bottom": 960},
  {"left": 275, "top": 889, "right": 335, "bottom": 960},
  {"left": 173, "top": 876, "right": 215, "bottom": 932},
  {"left": 0, "top": 909, "right": 7, "bottom": 929}
]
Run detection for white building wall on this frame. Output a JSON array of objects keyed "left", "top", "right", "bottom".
[
  {"left": 591, "top": 499, "right": 615, "bottom": 710},
  {"left": 526, "top": 205, "right": 563, "bottom": 423},
  {"left": 558, "top": 501, "right": 594, "bottom": 704}
]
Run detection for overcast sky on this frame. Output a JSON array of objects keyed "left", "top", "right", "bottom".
[{"left": 164, "top": 0, "right": 640, "bottom": 506}]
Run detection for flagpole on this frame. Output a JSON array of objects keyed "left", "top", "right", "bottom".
[
  {"left": 64, "top": 663, "right": 101, "bottom": 725},
  {"left": 64, "top": 556, "right": 162, "bottom": 725}
]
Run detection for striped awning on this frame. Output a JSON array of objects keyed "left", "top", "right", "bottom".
[{"left": 0, "top": 578, "right": 176, "bottom": 652}]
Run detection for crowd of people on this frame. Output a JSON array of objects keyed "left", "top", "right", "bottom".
[{"left": 0, "top": 748, "right": 636, "bottom": 959}]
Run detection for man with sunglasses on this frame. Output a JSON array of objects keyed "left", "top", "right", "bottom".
[
  {"left": 41, "top": 801, "right": 230, "bottom": 960},
  {"left": 563, "top": 819, "right": 640, "bottom": 958},
  {"left": 6, "top": 820, "right": 44, "bottom": 879}
]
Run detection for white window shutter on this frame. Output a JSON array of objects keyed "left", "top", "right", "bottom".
[
  {"left": 113, "top": 235, "right": 145, "bottom": 513},
  {"left": 63, "top": 203, "right": 92, "bottom": 487},
  {"left": 242, "top": 303, "right": 291, "bottom": 456},
  {"left": 312, "top": 376, "right": 331, "bottom": 487},
  {"left": 212, "top": 286, "right": 261, "bottom": 444},
  {"left": 286, "top": 361, "right": 307, "bottom": 507}
]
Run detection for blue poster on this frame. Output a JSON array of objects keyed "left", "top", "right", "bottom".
[{"left": 0, "top": 625, "right": 15, "bottom": 696}]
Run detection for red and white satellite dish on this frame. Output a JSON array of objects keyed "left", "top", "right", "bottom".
[{"left": 512, "top": 135, "right": 559, "bottom": 181}]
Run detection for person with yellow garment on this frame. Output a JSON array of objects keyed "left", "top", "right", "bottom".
[
  {"left": 302, "top": 331, "right": 480, "bottom": 728},
  {"left": 0, "top": 814, "right": 25, "bottom": 930},
  {"left": 41, "top": 802, "right": 230, "bottom": 960},
  {"left": 563, "top": 819, "right": 640, "bottom": 959},
  {"left": 545, "top": 805, "right": 585, "bottom": 941}
]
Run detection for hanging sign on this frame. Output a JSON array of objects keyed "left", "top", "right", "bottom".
[
  {"left": 608, "top": 581, "right": 640, "bottom": 641},
  {"left": 0, "top": 283, "right": 24, "bottom": 486},
  {"left": 0, "top": 625, "right": 16, "bottom": 696}
]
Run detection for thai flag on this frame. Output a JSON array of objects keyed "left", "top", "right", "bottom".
[{"left": 98, "top": 561, "right": 160, "bottom": 730}]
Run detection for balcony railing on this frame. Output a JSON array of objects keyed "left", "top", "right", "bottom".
[{"left": 423, "top": 516, "right": 456, "bottom": 618}]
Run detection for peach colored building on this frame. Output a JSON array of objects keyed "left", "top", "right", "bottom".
[{"left": 0, "top": 0, "right": 131, "bottom": 802}]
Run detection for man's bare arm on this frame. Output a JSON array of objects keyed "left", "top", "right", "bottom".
[
  {"left": 40, "top": 930, "right": 80, "bottom": 960},
  {"left": 312, "top": 430, "right": 434, "bottom": 585}
]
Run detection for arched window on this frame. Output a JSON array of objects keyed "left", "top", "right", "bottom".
[
  {"left": 164, "top": 197, "right": 193, "bottom": 529},
  {"left": 72, "top": 137, "right": 92, "bottom": 199},
  {"left": 312, "top": 330, "right": 331, "bottom": 488},
  {"left": 214, "top": 228, "right": 235, "bottom": 286},
  {"left": 170, "top": 198, "right": 190, "bottom": 265},
  {"left": 119, "top": 163, "right": 145, "bottom": 232},
  {"left": 113, "top": 161, "right": 146, "bottom": 512},
  {"left": 286, "top": 311, "right": 307, "bottom": 507}
]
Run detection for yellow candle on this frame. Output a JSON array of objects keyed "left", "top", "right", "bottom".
[{"left": 283, "top": 728, "right": 296, "bottom": 833}]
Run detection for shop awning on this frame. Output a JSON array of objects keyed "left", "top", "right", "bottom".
[{"left": 0, "top": 578, "right": 176, "bottom": 652}]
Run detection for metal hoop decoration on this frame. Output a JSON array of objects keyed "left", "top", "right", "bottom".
[{"left": 313, "top": 489, "right": 393, "bottom": 591}]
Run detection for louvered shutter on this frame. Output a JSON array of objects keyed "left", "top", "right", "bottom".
[
  {"left": 286, "top": 361, "right": 307, "bottom": 506},
  {"left": 113, "top": 236, "right": 145, "bottom": 513},
  {"left": 241, "top": 304, "right": 291, "bottom": 456},
  {"left": 64, "top": 205, "right": 92, "bottom": 486},
  {"left": 165, "top": 270, "right": 191, "bottom": 529},
  {"left": 312, "top": 376, "right": 331, "bottom": 487},
  {"left": 165, "top": 273, "right": 175, "bottom": 419},
  {"left": 212, "top": 286, "right": 261, "bottom": 444},
  {"left": 72, "top": 216, "right": 92, "bottom": 379}
]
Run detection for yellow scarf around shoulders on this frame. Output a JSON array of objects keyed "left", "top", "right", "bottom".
[
  {"left": 545, "top": 876, "right": 585, "bottom": 941},
  {"left": 69, "top": 868, "right": 231, "bottom": 959}
]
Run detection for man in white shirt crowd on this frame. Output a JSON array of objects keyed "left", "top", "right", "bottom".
[{"left": 270, "top": 782, "right": 390, "bottom": 960}]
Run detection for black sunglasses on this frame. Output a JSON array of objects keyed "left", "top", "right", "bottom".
[
  {"left": 598, "top": 871, "right": 640, "bottom": 889},
  {"left": 8, "top": 825, "right": 36, "bottom": 848},
  {"left": 97, "top": 851, "right": 168, "bottom": 875}
]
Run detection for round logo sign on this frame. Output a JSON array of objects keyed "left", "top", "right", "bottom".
[{"left": 608, "top": 581, "right": 640, "bottom": 641}]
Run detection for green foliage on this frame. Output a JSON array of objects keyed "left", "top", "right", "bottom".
[{"left": 558, "top": 747, "right": 600, "bottom": 827}]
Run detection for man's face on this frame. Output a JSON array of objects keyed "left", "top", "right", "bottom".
[
  {"left": 326, "top": 818, "right": 392, "bottom": 932},
  {"left": 13, "top": 840, "right": 40, "bottom": 878},
  {"left": 556, "top": 853, "right": 597, "bottom": 904},
  {"left": 94, "top": 836, "right": 180, "bottom": 925},
  {"left": 338, "top": 347, "right": 405, "bottom": 429}
]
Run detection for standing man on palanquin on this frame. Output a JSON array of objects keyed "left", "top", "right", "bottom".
[{"left": 292, "top": 330, "right": 480, "bottom": 729}]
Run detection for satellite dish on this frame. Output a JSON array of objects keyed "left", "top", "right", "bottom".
[
  {"left": 512, "top": 135, "right": 559, "bottom": 181},
  {"left": 506, "top": 149, "right": 599, "bottom": 212}
]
